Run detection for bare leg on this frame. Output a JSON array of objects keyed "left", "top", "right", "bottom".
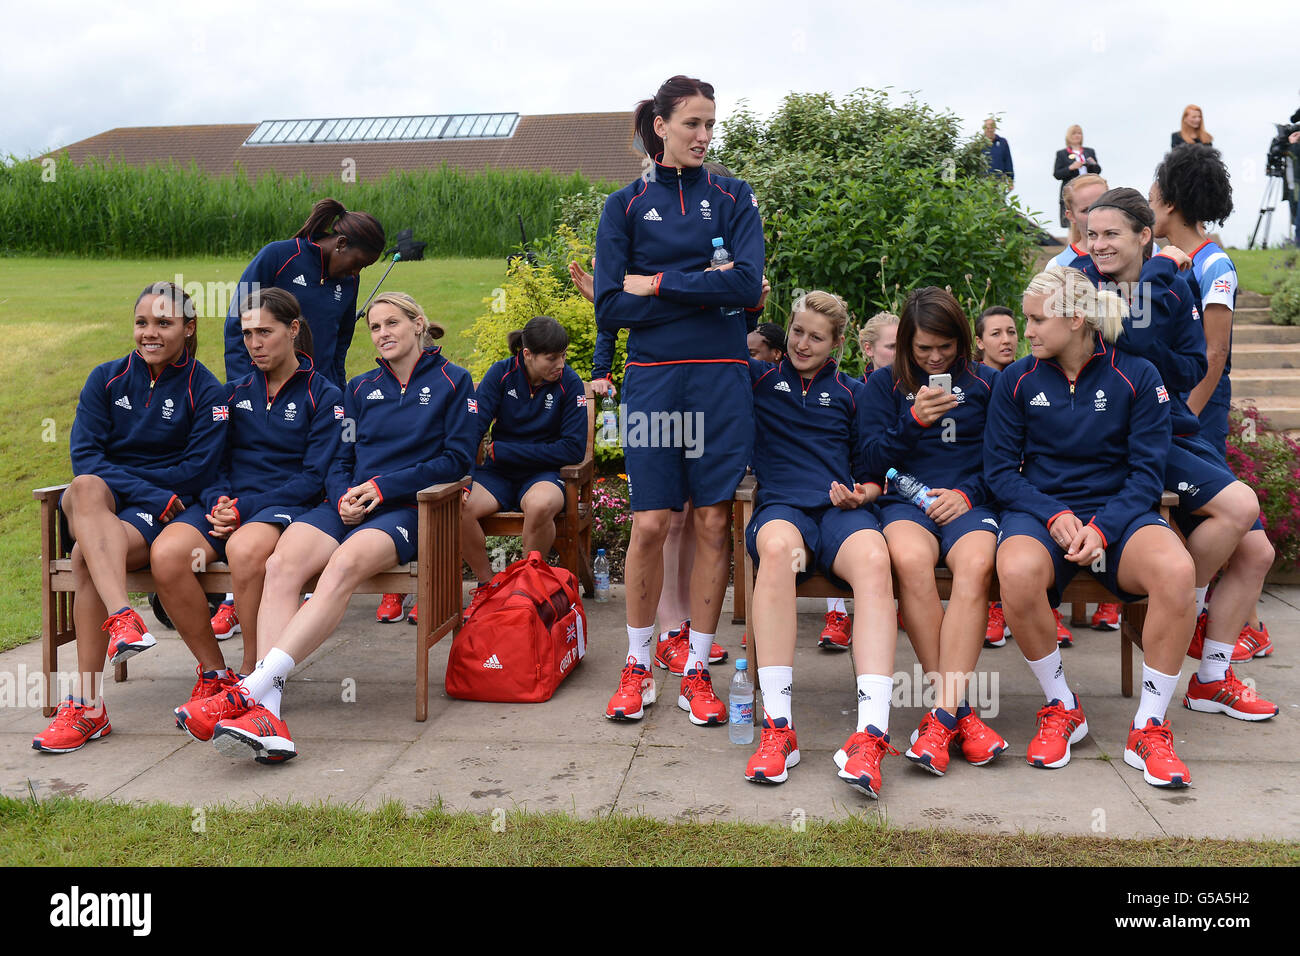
[
  {"left": 61, "top": 475, "right": 138, "bottom": 616},
  {"left": 1184, "top": 482, "right": 1261, "bottom": 646},
  {"left": 656, "top": 507, "right": 692, "bottom": 630},
  {"left": 752, "top": 521, "right": 804, "bottom": 669},
  {"left": 833, "top": 530, "right": 896, "bottom": 679},
  {"left": 624, "top": 509, "right": 671, "bottom": 628},
  {"left": 883, "top": 521, "right": 941, "bottom": 676},
  {"left": 149, "top": 522, "right": 225, "bottom": 672},
  {"left": 935, "top": 532, "right": 996, "bottom": 711},
  {"left": 460, "top": 484, "right": 501, "bottom": 583},
  {"left": 520, "top": 481, "right": 564, "bottom": 559},
  {"left": 69, "top": 526, "right": 150, "bottom": 704},
  {"left": 997, "top": 537, "right": 1058, "bottom": 663},
  {"left": 226, "top": 522, "right": 283, "bottom": 675},
  {"left": 687, "top": 502, "right": 732, "bottom": 634},
  {"left": 1116, "top": 527, "right": 1199, "bottom": 673},
  {"left": 257, "top": 522, "right": 341, "bottom": 660}
]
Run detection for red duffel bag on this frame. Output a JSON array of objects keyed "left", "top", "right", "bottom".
[{"left": 445, "top": 551, "right": 588, "bottom": 703}]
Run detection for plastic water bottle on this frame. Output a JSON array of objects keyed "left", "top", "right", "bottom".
[
  {"left": 728, "top": 659, "right": 755, "bottom": 744},
  {"left": 886, "top": 467, "right": 934, "bottom": 512},
  {"left": 593, "top": 549, "right": 610, "bottom": 603},
  {"left": 598, "top": 394, "right": 619, "bottom": 448},
  {"left": 710, "top": 238, "right": 743, "bottom": 321}
]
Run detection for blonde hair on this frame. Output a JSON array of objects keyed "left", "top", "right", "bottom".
[
  {"left": 1024, "top": 266, "right": 1126, "bottom": 344},
  {"left": 1062, "top": 173, "right": 1108, "bottom": 211},
  {"left": 790, "top": 290, "right": 850, "bottom": 341},
  {"left": 1065, "top": 124, "right": 1083, "bottom": 146},
  {"left": 367, "top": 292, "right": 445, "bottom": 348},
  {"left": 858, "top": 310, "right": 899, "bottom": 352}
]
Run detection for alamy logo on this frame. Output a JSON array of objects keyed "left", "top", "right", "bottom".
[
  {"left": 483, "top": 654, "right": 504, "bottom": 670},
  {"left": 642, "top": 208, "right": 662, "bottom": 221},
  {"left": 1094, "top": 389, "right": 1107, "bottom": 411},
  {"left": 774, "top": 380, "right": 791, "bottom": 393},
  {"left": 292, "top": 274, "right": 307, "bottom": 287},
  {"left": 1030, "top": 392, "right": 1051, "bottom": 407},
  {"left": 236, "top": 399, "right": 253, "bottom": 411},
  {"left": 49, "top": 885, "right": 151, "bottom": 936},
  {"left": 115, "top": 396, "right": 132, "bottom": 410},
  {"left": 366, "top": 389, "right": 384, "bottom": 400}
]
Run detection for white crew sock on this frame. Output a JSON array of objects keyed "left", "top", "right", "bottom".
[
  {"left": 1194, "top": 587, "right": 1208, "bottom": 616},
  {"left": 1134, "top": 663, "right": 1180, "bottom": 727},
  {"left": 240, "top": 647, "right": 295, "bottom": 718},
  {"left": 758, "top": 666, "right": 793, "bottom": 725},
  {"left": 1025, "top": 649, "right": 1075, "bottom": 710},
  {"left": 626, "top": 625, "right": 655, "bottom": 668},
  {"left": 827, "top": 598, "right": 846, "bottom": 614},
  {"left": 856, "top": 673, "right": 894, "bottom": 733},
  {"left": 687, "top": 628, "right": 714, "bottom": 672},
  {"left": 224, "top": 592, "right": 234, "bottom": 603},
  {"left": 1197, "top": 640, "right": 1234, "bottom": 683}
]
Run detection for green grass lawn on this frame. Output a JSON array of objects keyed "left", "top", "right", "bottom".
[
  {"left": 0, "top": 255, "right": 505, "bottom": 651},
  {"left": 1225, "top": 247, "right": 1297, "bottom": 295},
  {"left": 2, "top": 796, "right": 1295, "bottom": 866}
]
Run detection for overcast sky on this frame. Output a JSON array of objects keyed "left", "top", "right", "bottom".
[{"left": 4, "top": 0, "right": 1296, "bottom": 248}]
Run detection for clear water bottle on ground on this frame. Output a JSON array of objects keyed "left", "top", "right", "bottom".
[
  {"left": 729, "top": 658, "right": 754, "bottom": 744},
  {"left": 886, "top": 467, "right": 934, "bottom": 512},
  {"left": 710, "top": 238, "right": 743, "bottom": 320},
  {"left": 593, "top": 549, "right": 610, "bottom": 603},
  {"left": 598, "top": 394, "right": 619, "bottom": 448}
]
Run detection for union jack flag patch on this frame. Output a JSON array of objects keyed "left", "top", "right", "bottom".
[
  {"left": 1212, "top": 278, "right": 1232, "bottom": 294},
  {"left": 212, "top": 405, "right": 229, "bottom": 421},
  {"left": 1155, "top": 386, "right": 1169, "bottom": 404},
  {"left": 467, "top": 398, "right": 478, "bottom": 414},
  {"left": 334, "top": 405, "right": 345, "bottom": 420},
  {"left": 577, "top": 394, "right": 587, "bottom": 408}
]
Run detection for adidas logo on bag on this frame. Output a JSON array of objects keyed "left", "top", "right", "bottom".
[
  {"left": 115, "top": 396, "right": 132, "bottom": 410},
  {"left": 366, "top": 389, "right": 384, "bottom": 400},
  {"left": 642, "top": 208, "right": 662, "bottom": 221},
  {"left": 1029, "top": 392, "right": 1051, "bottom": 407},
  {"left": 483, "top": 654, "right": 504, "bottom": 670}
]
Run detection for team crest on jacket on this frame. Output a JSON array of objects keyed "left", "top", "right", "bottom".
[
  {"left": 818, "top": 391, "right": 831, "bottom": 406},
  {"left": 162, "top": 398, "right": 175, "bottom": 420},
  {"left": 419, "top": 386, "right": 431, "bottom": 405},
  {"left": 700, "top": 199, "right": 711, "bottom": 221},
  {"left": 334, "top": 283, "right": 342, "bottom": 301},
  {"left": 1093, "top": 389, "right": 1107, "bottom": 411},
  {"left": 284, "top": 401, "right": 297, "bottom": 421},
  {"left": 545, "top": 393, "right": 554, "bottom": 410},
  {"left": 952, "top": 385, "right": 965, "bottom": 404}
]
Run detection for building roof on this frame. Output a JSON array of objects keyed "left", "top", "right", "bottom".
[{"left": 50, "top": 112, "right": 644, "bottom": 184}]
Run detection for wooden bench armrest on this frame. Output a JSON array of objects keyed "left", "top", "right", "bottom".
[
  {"left": 734, "top": 474, "right": 756, "bottom": 503},
  {"left": 1160, "top": 491, "right": 1179, "bottom": 508},
  {"left": 559, "top": 455, "right": 594, "bottom": 483},
  {"left": 416, "top": 479, "right": 468, "bottom": 504},
  {"left": 33, "top": 484, "right": 71, "bottom": 501}
]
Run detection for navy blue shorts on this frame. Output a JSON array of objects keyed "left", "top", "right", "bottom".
[
  {"left": 169, "top": 504, "right": 304, "bottom": 562},
  {"left": 746, "top": 503, "right": 882, "bottom": 587},
  {"left": 997, "top": 509, "right": 1172, "bottom": 607},
  {"left": 472, "top": 463, "right": 564, "bottom": 513},
  {"left": 878, "top": 501, "right": 1000, "bottom": 560},
  {"left": 1166, "top": 434, "right": 1245, "bottom": 537},
  {"left": 622, "top": 362, "right": 753, "bottom": 511},
  {"left": 59, "top": 487, "right": 169, "bottom": 548},
  {"left": 298, "top": 501, "right": 419, "bottom": 564},
  {"left": 1197, "top": 397, "right": 1230, "bottom": 460}
]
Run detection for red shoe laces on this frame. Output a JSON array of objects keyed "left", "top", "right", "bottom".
[
  {"left": 1137, "top": 721, "right": 1176, "bottom": 757},
  {"left": 1036, "top": 701, "right": 1077, "bottom": 738}
]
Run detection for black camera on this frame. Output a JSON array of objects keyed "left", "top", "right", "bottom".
[{"left": 1266, "top": 123, "right": 1300, "bottom": 177}]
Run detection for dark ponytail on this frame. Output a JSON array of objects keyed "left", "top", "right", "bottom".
[
  {"left": 633, "top": 75, "right": 716, "bottom": 158},
  {"left": 239, "top": 287, "right": 314, "bottom": 358},
  {"left": 295, "top": 197, "right": 386, "bottom": 256},
  {"left": 136, "top": 281, "right": 198, "bottom": 357},
  {"left": 508, "top": 315, "right": 570, "bottom": 357}
]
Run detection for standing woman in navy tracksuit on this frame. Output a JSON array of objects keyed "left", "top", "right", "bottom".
[
  {"left": 1081, "top": 189, "right": 1278, "bottom": 724},
  {"left": 988, "top": 265, "right": 1197, "bottom": 788},
  {"left": 858, "top": 288, "right": 1007, "bottom": 777},
  {"left": 32, "top": 283, "right": 226, "bottom": 754},
  {"left": 596, "top": 75, "right": 765, "bottom": 728},
  {"left": 461, "top": 315, "right": 588, "bottom": 585},
  {"left": 742, "top": 291, "right": 899, "bottom": 797},
  {"left": 177, "top": 292, "right": 478, "bottom": 763},
  {"left": 150, "top": 289, "right": 342, "bottom": 695}
]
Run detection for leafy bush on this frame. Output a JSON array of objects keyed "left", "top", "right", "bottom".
[
  {"left": 0, "top": 155, "right": 615, "bottom": 259},
  {"left": 713, "top": 89, "right": 1040, "bottom": 377},
  {"left": 591, "top": 475, "right": 633, "bottom": 578},
  {"left": 1269, "top": 266, "right": 1300, "bottom": 326},
  {"left": 1225, "top": 404, "right": 1300, "bottom": 567}
]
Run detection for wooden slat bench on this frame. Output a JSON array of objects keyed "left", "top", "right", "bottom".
[
  {"left": 33, "top": 479, "right": 468, "bottom": 721},
  {"left": 731, "top": 476, "right": 1179, "bottom": 698}
]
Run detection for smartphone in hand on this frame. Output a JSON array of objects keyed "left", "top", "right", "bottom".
[{"left": 928, "top": 373, "right": 952, "bottom": 394}]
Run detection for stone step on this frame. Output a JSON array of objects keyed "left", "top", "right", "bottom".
[
  {"left": 1235, "top": 398, "right": 1300, "bottom": 431},
  {"left": 1231, "top": 369, "right": 1300, "bottom": 397},
  {"left": 1227, "top": 344, "right": 1300, "bottom": 369},
  {"left": 1232, "top": 322, "right": 1300, "bottom": 344},
  {"left": 1237, "top": 290, "right": 1272, "bottom": 310}
]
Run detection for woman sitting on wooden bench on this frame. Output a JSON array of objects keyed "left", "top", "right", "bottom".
[
  {"left": 150, "top": 289, "right": 342, "bottom": 700},
  {"left": 743, "top": 291, "right": 899, "bottom": 797},
  {"left": 859, "top": 287, "right": 1008, "bottom": 778},
  {"left": 460, "top": 315, "right": 587, "bottom": 590},
  {"left": 33, "top": 282, "right": 226, "bottom": 754},
  {"left": 986, "top": 265, "right": 1198, "bottom": 788},
  {"left": 175, "top": 292, "right": 478, "bottom": 763}
]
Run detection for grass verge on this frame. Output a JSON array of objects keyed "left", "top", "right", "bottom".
[{"left": 1227, "top": 247, "right": 1296, "bottom": 296}]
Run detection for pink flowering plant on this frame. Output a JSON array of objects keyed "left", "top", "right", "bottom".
[
  {"left": 1225, "top": 404, "right": 1300, "bottom": 568},
  {"left": 591, "top": 474, "right": 633, "bottom": 579}
]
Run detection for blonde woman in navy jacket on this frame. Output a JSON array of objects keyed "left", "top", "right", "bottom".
[
  {"left": 150, "top": 288, "right": 342, "bottom": 696},
  {"left": 33, "top": 283, "right": 226, "bottom": 754},
  {"left": 177, "top": 292, "right": 478, "bottom": 762},
  {"left": 987, "top": 265, "right": 1197, "bottom": 788},
  {"left": 858, "top": 288, "right": 1007, "bottom": 777}
]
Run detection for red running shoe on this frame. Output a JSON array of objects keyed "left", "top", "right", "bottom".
[
  {"left": 654, "top": 630, "right": 690, "bottom": 676},
  {"left": 1054, "top": 609, "right": 1073, "bottom": 648},
  {"left": 955, "top": 711, "right": 1008, "bottom": 765},
  {"left": 1186, "top": 609, "right": 1209, "bottom": 660},
  {"left": 1090, "top": 602, "right": 1120, "bottom": 631},
  {"left": 213, "top": 704, "right": 297, "bottom": 763},
  {"left": 105, "top": 608, "right": 156, "bottom": 666},
  {"left": 984, "top": 602, "right": 1008, "bottom": 648},
  {"left": 407, "top": 603, "right": 419, "bottom": 626},
  {"left": 1184, "top": 667, "right": 1278, "bottom": 721},
  {"left": 1233, "top": 621, "right": 1273, "bottom": 661},
  {"left": 1124, "top": 717, "right": 1190, "bottom": 788},
  {"left": 905, "top": 711, "right": 958, "bottom": 776},
  {"left": 376, "top": 593, "right": 408, "bottom": 623},
  {"left": 605, "top": 659, "right": 655, "bottom": 721},
  {"left": 188, "top": 665, "right": 239, "bottom": 702},
  {"left": 175, "top": 685, "right": 254, "bottom": 742},
  {"left": 1026, "top": 697, "right": 1088, "bottom": 769},
  {"left": 32, "top": 699, "right": 110, "bottom": 753},
  {"left": 818, "top": 610, "right": 852, "bottom": 651},
  {"left": 744, "top": 717, "right": 800, "bottom": 783},
  {"left": 678, "top": 664, "right": 726, "bottom": 726},
  {"left": 210, "top": 602, "right": 240, "bottom": 640},
  {"left": 834, "top": 726, "right": 899, "bottom": 799}
]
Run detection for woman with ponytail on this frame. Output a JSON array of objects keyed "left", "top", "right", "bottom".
[
  {"left": 461, "top": 316, "right": 587, "bottom": 586},
  {"left": 595, "top": 75, "right": 765, "bottom": 728},
  {"left": 223, "top": 198, "right": 385, "bottom": 388},
  {"left": 987, "top": 265, "right": 1200, "bottom": 788},
  {"left": 151, "top": 288, "right": 343, "bottom": 692}
]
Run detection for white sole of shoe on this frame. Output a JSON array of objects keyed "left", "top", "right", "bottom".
[
  {"left": 678, "top": 696, "right": 725, "bottom": 726},
  {"left": 213, "top": 726, "right": 296, "bottom": 761},
  {"left": 32, "top": 725, "right": 110, "bottom": 753},
  {"left": 108, "top": 630, "right": 156, "bottom": 666},
  {"left": 746, "top": 749, "right": 800, "bottom": 784},
  {"left": 605, "top": 680, "right": 655, "bottom": 720},
  {"left": 1183, "top": 696, "right": 1277, "bottom": 721},
  {"left": 214, "top": 624, "right": 241, "bottom": 640},
  {"left": 1028, "top": 718, "right": 1088, "bottom": 769},
  {"left": 832, "top": 750, "right": 880, "bottom": 799},
  {"left": 1123, "top": 748, "right": 1189, "bottom": 788}
]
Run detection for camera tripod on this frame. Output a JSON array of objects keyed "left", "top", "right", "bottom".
[{"left": 1248, "top": 172, "right": 1289, "bottom": 250}]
